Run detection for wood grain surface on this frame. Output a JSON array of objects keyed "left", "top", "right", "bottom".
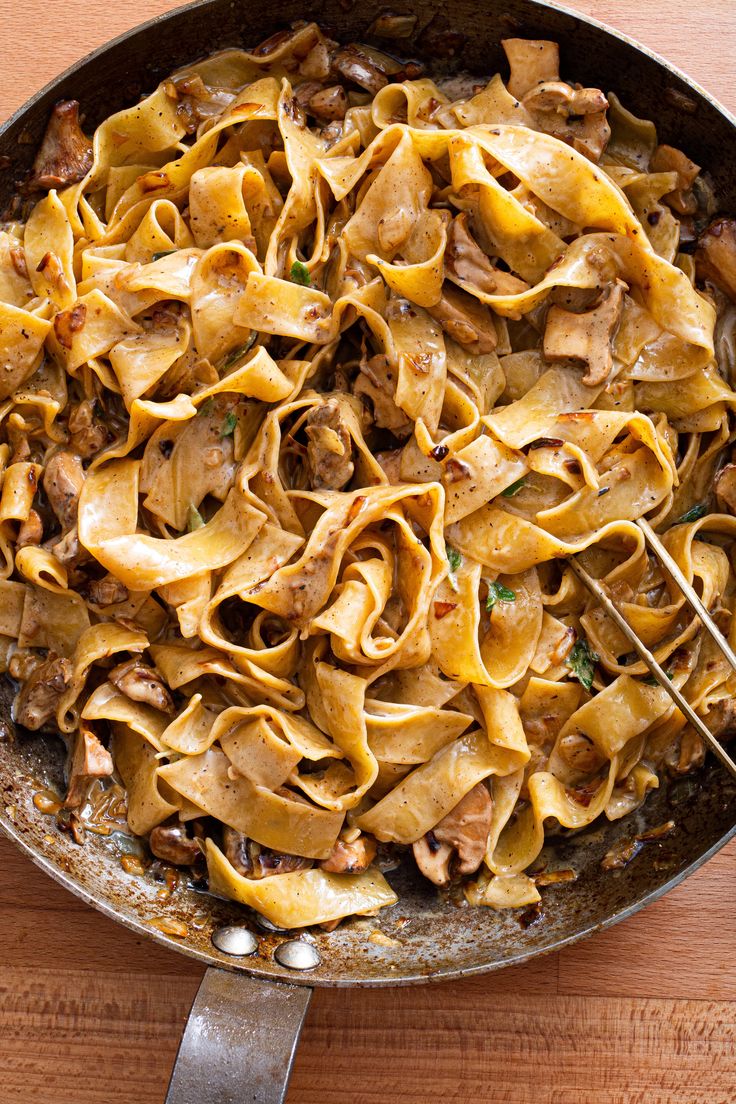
[{"left": 2, "top": 2, "right": 736, "bottom": 1101}]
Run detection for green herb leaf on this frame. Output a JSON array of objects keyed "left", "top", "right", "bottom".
[
  {"left": 501, "top": 477, "right": 526, "bottom": 498},
  {"left": 290, "top": 260, "right": 311, "bottom": 286},
  {"left": 221, "top": 411, "right": 238, "bottom": 438},
  {"left": 643, "top": 669, "right": 674, "bottom": 687},
  {"left": 187, "top": 504, "right": 205, "bottom": 532},
  {"left": 198, "top": 397, "right": 215, "bottom": 417},
  {"left": 677, "top": 502, "right": 707, "bottom": 524},
  {"left": 446, "top": 544, "right": 462, "bottom": 592},
  {"left": 151, "top": 249, "right": 177, "bottom": 262},
  {"left": 222, "top": 334, "right": 256, "bottom": 370},
  {"left": 485, "top": 580, "right": 517, "bottom": 612},
  {"left": 566, "top": 638, "right": 599, "bottom": 692}
]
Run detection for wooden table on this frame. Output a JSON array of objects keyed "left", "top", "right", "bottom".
[{"left": 2, "top": 2, "right": 736, "bottom": 1100}]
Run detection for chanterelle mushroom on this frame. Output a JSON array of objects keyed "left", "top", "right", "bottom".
[
  {"left": 320, "top": 834, "right": 377, "bottom": 873},
  {"left": 109, "top": 659, "right": 175, "bottom": 713},
  {"left": 426, "top": 284, "right": 498, "bottom": 355},
  {"left": 696, "top": 218, "right": 736, "bottom": 301},
  {"left": 14, "top": 653, "right": 72, "bottom": 731},
  {"left": 222, "top": 826, "right": 312, "bottom": 878},
  {"left": 446, "top": 213, "right": 529, "bottom": 297},
  {"left": 412, "top": 783, "right": 493, "bottom": 887},
  {"left": 650, "top": 144, "right": 700, "bottom": 216},
  {"left": 305, "top": 397, "right": 355, "bottom": 490},
  {"left": 65, "top": 723, "right": 113, "bottom": 808},
  {"left": 28, "top": 100, "right": 93, "bottom": 191},
  {"left": 543, "top": 279, "right": 627, "bottom": 386}
]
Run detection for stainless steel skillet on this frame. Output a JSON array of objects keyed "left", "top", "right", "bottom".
[{"left": 2, "top": 1, "right": 736, "bottom": 1100}]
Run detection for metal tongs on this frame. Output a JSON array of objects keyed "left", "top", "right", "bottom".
[{"left": 568, "top": 517, "right": 736, "bottom": 779}]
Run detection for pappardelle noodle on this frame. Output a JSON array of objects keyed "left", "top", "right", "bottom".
[{"left": 3, "top": 23, "right": 736, "bottom": 929}]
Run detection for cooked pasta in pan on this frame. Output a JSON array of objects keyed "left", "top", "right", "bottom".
[{"left": 3, "top": 22, "right": 736, "bottom": 928}]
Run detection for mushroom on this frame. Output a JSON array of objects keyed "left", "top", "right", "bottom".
[
  {"left": 305, "top": 397, "right": 355, "bottom": 490},
  {"left": 149, "top": 821, "right": 201, "bottom": 866},
  {"left": 86, "top": 573, "right": 129, "bottom": 607},
  {"left": 446, "top": 213, "right": 529, "bottom": 296},
  {"left": 426, "top": 284, "right": 498, "bottom": 354},
  {"left": 650, "top": 144, "right": 700, "bottom": 216},
  {"left": 353, "top": 353, "right": 413, "bottom": 436},
  {"left": 673, "top": 698, "right": 736, "bottom": 774},
  {"left": 17, "top": 509, "right": 43, "bottom": 549},
  {"left": 332, "top": 45, "right": 389, "bottom": 95},
  {"left": 308, "top": 85, "right": 348, "bottom": 121},
  {"left": 543, "top": 280, "right": 627, "bottom": 386},
  {"left": 67, "top": 400, "right": 110, "bottom": 459},
  {"left": 501, "top": 38, "right": 560, "bottom": 100},
  {"left": 65, "top": 723, "right": 114, "bottom": 808},
  {"left": 222, "top": 826, "right": 312, "bottom": 878},
  {"left": 320, "top": 834, "right": 377, "bottom": 873},
  {"left": 695, "top": 218, "right": 736, "bottom": 301},
  {"left": 14, "top": 653, "right": 72, "bottom": 730},
  {"left": 27, "top": 100, "right": 93, "bottom": 191},
  {"left": 43, "top": 449, "right": 84, "bottom": 530},
  {"left": 715, "top": 463, "right": 736, "bottom": 514},
  {"left": 109, "top": 659, "right": 175, "bottom": 713},
  {"left": 412, "top": 783, "right": 493, "bottom": 887},
  {"left": 522, "top": 80, "right": 610, "bottom": 162}
]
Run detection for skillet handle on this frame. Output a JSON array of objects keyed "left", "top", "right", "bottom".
[{"left": 165, "top": 966, "right": 312, "bottom": 1104}]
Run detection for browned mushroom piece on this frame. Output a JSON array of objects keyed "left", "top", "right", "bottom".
[
  {"left": 14, "top": 653, "right": 72, "bottom": 730},
  {"left": 543, "top": 279, "right": 627, "bottom": 386},
  {"left": 320, "top": 834, "right": 377, "bottom": 873},
  {"left": 695, "top": 218, "right": 736, "bottom": 301},
  {"left": 522, "top": 80, "right": 611, "bottom": 162},
  {"left": 674, "top": 698, "right": 736, "bottom": 774},
  {"left": 412, "top": 783, "right": 493, "bottom": 887},
  {"left": 426, "top": 284, "right": 498, "bottom": 355},
  {"left": 353, "top": 353, "right": 413, "bottom": 436},
  {"left": 299, "top": 40, "right": 333, "bottom": 81},
  {"left": 109, "top": 659, "right": 175, "bottom": 713},
  {"left": 715, "top": 463, "right": 736, "bottom": 515},
  {"left": 332, "top": 45, "right": 389, "bottom": 95},
  {"left": 86, "top": 573, "right": 129, "bottom": 607},
  {"left": 43, "top": 449, "right": 85, "bottom": 530},
  {"left": 501, "top": 38, "right": 560, "bottom": 100},
  {"left": 67, "top": 400, "right": 110, "bottom": 458},
  {"left": 17, "top": 508, "right": 43, "bottom": 549},
  {"left": 221, "top": 826, "right": 312, "bottom": 878},
  {"left": 65, "top": 723, "right": 114, "bottom": 808},
  {"left": 650, "top": 144, "right": 701, "bottom": 216},
  {"left": 308, "top": 85, "right": 348, "bottom": 121},
  {"left": 305, "top": 397, "right": 355, "bottom": 490},
  {"left": 27, "top": 100, "right": 93, "bottom": 191},
  {"left": 149, "top": 821, "right": 201, "bottom": 866},
  {"left": 446, "top": 213, "right": 530, "bottom": 297}
]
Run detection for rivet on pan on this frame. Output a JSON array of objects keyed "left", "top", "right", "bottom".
[
  {"left": 255, "top": 914, "right": 288, "bottom": 934},
  {"left": 274, "top": 939, "right": 321, "bottom": 970},
  {"left": 211, "top": 925, "right": 258, "bottom": 957}
]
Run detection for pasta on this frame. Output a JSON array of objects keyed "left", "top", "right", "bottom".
[{"left": 3, "top": 23, "right": 736, "bottom": 928}]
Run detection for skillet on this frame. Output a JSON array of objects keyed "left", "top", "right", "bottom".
[{"left": 2, "top": 1, "right": 736, "bottom": 1100}]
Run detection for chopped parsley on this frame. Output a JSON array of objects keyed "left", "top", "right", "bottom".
[
  {"left": 677, "top": 502, "right": 707, "bottom": 524},
  {"left": 290, "top": 260, "right": 311, "bottom": 286},
  {"left": 485, "top": 581, "right": 516, "bottom": 612},
  {"left": 643, "top": 669, "right": 674, "bottom": 687},
  {"left": 151, "top": 249, "right": 176, "bottom": 262},
  {"left": 187, "top": 504, "right": 205, "bottom": 532},
  {"left": 501, "top": 477, "right": 526, "bottom": 498},
  {"left": 446, "top": 544, "right": 462, "bottom": 591},
  {"left": 221, "top": 411, "right": 238, "bottom": 438},
  {"left": 222, "top": 335, "right": 256, "bottom": 370},
  {"left": 566, "top": 637, "right": 599, "bottom": 692}
]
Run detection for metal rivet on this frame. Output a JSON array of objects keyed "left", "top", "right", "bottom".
[
  {"left": 274, "top": 939, "right": 321, "bottom": 970},
  {"left": 211, "top": 925, "right": 258, "bottom": 957},
  {"left": 255, "top": 914, "right": 288, "bottom": 934}
]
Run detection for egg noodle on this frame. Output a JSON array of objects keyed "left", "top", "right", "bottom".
[{"left": 2, "top": 23, "right": 735, "bottom": 928}]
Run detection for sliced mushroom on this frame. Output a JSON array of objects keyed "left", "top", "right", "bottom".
[
  {"left": 353, "top": 353, "right": 412, "bottom": 436},
  {"left": 715, "top": 463, "right": 736, "bottom": 514},
  {"left": 522, "top": 81, "right": 608, "bottom": 116},
  {"left": 65, "top": 723, "right": 114, "bottom": 808},
  {"left": 222, "top": 826, "right": 312, "bottom": 878},
  {"left": 14, "top": 653, "right": 72, "bottom": 730},
  {"left": 109, "top": 659, "right": 175, "bottom": 713},
  {"left": 86, "top": 573, "right": 129, "bottom": 607},
  {"left": 673, "top": 698, "right": 736, "bottom": 774},
  {"left": 320, "top": 834, "right": 377, "bottom": 873},
  {"left": 446, "top": 213, "right": 529, "bottom": 296},
  {"left": 43, "top": 449, "right": 84, "bottom": 530},
  {"left": 543, "top": 280, "right": 626, "bottom": 386},
  {"left": 426, "top": 284, "right": 498, "bottom": 354},
  {"left": 650, "top": 144, "right": 700, "bottom": 216},
  {"left": 308, "top": 85, "right": 348, "bottom": 121},
  {"left": 695, "top": 218, "right": 736, "bottom": 301},
  {"left": 502, "top": 38, "right": 560, "bottom": 100},
  {"left": 27, "top": 100, "right": 93, "bottom": 191},
  {"left": 149, "top": 821, "right": 201, "bottom": 865},
  {"left": 17, "top": 509, "right": 43, "bottom": 549},
  {"left": 67, "top": 400, "right": 110, "bottom": 459},
  {"left": 412, "top": 783, "right": 493, "bottom": 887},
  {"left": 305, "top": 397, "right": 355, "bottom": 490},
  {"left": 332, "top": 45, "right": 390, "bottom": 95},
  {"left": 522, "top": 80, "right": 610, "bottom": 162}
]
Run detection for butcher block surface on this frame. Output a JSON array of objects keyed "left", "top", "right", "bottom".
[{"left": 1, "top": 1, "right": 736, "bottom": 1100}]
